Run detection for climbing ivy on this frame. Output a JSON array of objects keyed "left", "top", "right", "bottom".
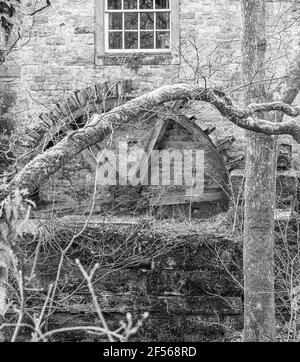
[
  {"left": 0, "top": 1, "right": 20, "bottom": 37},
  {"left": 0, "top": 0, "right": 51, "bottom": 63}
]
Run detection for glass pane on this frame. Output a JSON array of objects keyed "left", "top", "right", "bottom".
[
  {"left": 109, "top": 13, "right": 123, "bottom": 30},
  {"left": 125, "top": 31, "right": 138, "bottom": 49},
  {"left": 109, "top": 32, "right": 123, "bottom": 49},
  {"left": 124, "top": 0, "right": 138, "bottom": 9},
  {"left": 140, "top": 12, "right": 154, "bottom": 29},
  {"left": 107, "top": 0, "right": 122, "bottom": 10},
  {"left": 156, "top": 12, "right": 170, "bottom": 29},
  {"left": 141, "top": 31, "right": 154, "bottom": 49},
  {"left": 155, "top": 0, "right": 169, "bottom": 9},
  {"left": 139, "top": 0, "right": 153, "bottom": 9},
  {"left": 156, "top": 31, "right": 170, "bottom": 49},
  {"left": 125, "top": 12, "right": 138, "bottom": 29}
]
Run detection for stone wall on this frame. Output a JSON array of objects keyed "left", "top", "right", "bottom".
[
  {"left": 1, "top": 2, "right": 299, "bottom": 342},
  {"left": 2, "top": 1, "right": 298, "bottom": 135},
  {"left": 1, "top": 0, "right": 300, "bottom": 195},
  {"left": 13, "top": 216, "right": 293, "bottom": 342},
  {"left": 16, "top": 219, "right": 244, "bottom": 342},
  {"left": 0, "top": 61, "right": 20, "bottom": 172}
]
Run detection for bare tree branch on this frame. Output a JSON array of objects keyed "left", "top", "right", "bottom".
[
  {"left": 28, "top": 0, "right": 51, "bottom": 16},
  {"left": 0, "top": 83, "right": 299, "bottom": 203},
  {"left": 274, "top": 51, "right": 300, "bottom": 104}
]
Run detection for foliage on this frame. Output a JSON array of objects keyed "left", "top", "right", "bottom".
[{"left": 0, "top": 0, "right": 51, "bottom": 63}]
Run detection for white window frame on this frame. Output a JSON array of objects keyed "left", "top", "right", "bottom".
[
  {"left": 95, "top": 0, "right": 180, "bottom": 60},
  {"left": 105, "top": 1, "right": 171, "bottom": 53}
]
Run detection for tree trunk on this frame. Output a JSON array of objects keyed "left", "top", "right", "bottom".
[{"left": 242, "top": 0, "right": 276, "bottom": 341}]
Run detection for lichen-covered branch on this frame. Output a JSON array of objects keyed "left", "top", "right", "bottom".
[{"left": 2, "top": 84, "right": 300, "bottom": 201}]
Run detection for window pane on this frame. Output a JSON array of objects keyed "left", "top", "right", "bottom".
[
  {"left": 156, "top": 31, "right": 170, "bottom": 49},
  {"left": 125, "top": 12, "right": 138, "bottom": 29},
  {"left": 125, "top": 31, "right": 138, "bottom": 49},
  {"left": 109, "top": 13, "right": 123, "bottom": 30},
  {"left": 139, "top": 0, "right": 153, "bottom": 9},
  {"left": 141, "top": 31, "right": 154, "bottom": 49},
  {"left": 109, "top": 32, "right": 123, "bottom": 49},
  {"left": 156, "top": 12, "right": 170, "bottom": 29},
  {"left": 107, "top": 0, "right": 122, "bottom": 10},
  {"left": 155, "top": 0, "right": 169, "bottom": 9},
  {"left": 124, "top": 0, "right": 137, "bottom": 9},
  {"left": 140, "top": 12, "right": 154, "bottom": 29}
]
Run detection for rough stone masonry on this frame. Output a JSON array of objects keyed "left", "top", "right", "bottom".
[{"left": 0, "top": 0, "right": 299, "bottom": 202}]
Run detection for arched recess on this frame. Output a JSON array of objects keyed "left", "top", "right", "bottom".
[
  {"left": 27, "top": 81, "right": 241, "bottom": 217},
  {"left": 134, "top": 100, "right": 232, "bottom": 216}
]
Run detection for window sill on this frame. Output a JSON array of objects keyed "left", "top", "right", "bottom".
[{"left": 95, "top": 52, "right": 180, "bottom": 66}]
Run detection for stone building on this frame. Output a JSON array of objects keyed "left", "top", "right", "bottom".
[
  {"left": 1, "top": 0, "right": 300, "bottom": 216},
  {"left": 1, "top": 0, "right": 300, "bottom": 342}
]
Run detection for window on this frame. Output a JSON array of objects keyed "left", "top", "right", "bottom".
[
  {"left": 106, "top": 0, "right": 171, "bottom": 52},
  {"left": 95, "top": 0, "right": 180, "bottom": 63}
]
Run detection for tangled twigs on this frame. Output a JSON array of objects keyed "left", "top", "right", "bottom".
[
  {"left": 1, "top": 84, "right": 300, "bottom": 206},
  {"left": 0, "top": 184, "right": 36, "bottom": 326},
  {"left": 76, "top": 259, "right": 149, "bottom": 342},
  {"left": 30, "top": 259, "right": 150, "bottom": 342},
  {"left": 76, "top": 260, "right": 114, "bottom": 342}
]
